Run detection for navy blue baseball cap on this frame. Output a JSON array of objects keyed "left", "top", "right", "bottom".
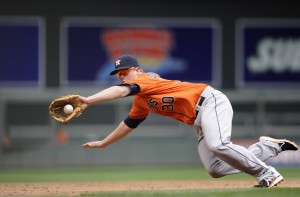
[{"left": 109, "top": 55, "right": 140, "bottom": 75}]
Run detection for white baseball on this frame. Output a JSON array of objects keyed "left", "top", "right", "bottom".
[{"left": 63, "top": 104, "right": 73, "bottom": 114}]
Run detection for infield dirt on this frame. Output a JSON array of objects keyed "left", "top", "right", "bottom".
[{"left": 1, "top": 180, "right": 300, "bottom": 197}]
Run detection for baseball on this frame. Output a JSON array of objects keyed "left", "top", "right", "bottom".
[{"left": 63, "top": 104, "right": 73, "bottom": 114}]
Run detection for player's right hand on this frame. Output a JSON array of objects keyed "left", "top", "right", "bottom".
[{"left": 81, "top": 140, "right": 107, "bottom": 148}]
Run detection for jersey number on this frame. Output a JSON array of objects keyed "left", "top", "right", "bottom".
[
  {"left": 162, "top": 96, "right": 175, "bottom": 110},
  {"left": 147, "top": 98, "right": 158, "bottom": 110},
  {"left": 147, "top": 97, "right": 175, "bottom": 111}
]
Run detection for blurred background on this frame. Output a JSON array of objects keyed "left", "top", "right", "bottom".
[{"left": 0, "top": 0, "right": 300, "bottom": 169}]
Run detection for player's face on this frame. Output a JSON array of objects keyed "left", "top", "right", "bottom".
[
  {"left": 115, "top": 68, "right": 132, "bottom": 78},
  {"left": 115, "top": 67, "right": 138, "bottom": 83}
]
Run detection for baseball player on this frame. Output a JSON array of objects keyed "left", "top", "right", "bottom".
[{"left": 79, "top": 54, "right": 299, "bottom": 188}]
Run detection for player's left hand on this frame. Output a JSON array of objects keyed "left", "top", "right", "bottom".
[
  {"left": 49, "top": 94, "right": 83, "bottom": 124},
  {"left": 77, "top": 96, "right": 90, "bottom": 110}
]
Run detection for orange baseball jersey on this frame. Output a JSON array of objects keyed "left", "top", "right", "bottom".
[{"left": 125, "top": 73, "right": 208, "bottom": 125}]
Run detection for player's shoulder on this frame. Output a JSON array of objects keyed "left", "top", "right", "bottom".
[
  {"left": 147, "top": 72, "right": 160, "bottom": 79},
  {"left": 128, "top": 72, "right": 162, "bottom": 84},
  {"left": 139, "top": 72, "right": 160, "bottom": 79}
]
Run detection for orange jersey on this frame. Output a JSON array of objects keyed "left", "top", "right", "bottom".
[{"left": 125, "top": 73, "right": 208, "bottom": 125}]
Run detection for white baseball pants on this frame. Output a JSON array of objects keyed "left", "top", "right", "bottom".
[{"left": 194, "top": 86, "right": 280, "bottom": 179}]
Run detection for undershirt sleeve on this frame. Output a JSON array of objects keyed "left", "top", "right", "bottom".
[{"left": 124, "top": 116, "right": 146, "bottom": 129}]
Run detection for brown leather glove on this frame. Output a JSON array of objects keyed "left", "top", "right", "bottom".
[{"left": 49, "top": 94, "right": 83, "bottom": 124}]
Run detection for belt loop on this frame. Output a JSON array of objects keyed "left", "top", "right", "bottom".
[
  {"left": 198, "top": 96, "right": 205, "bottom": 106},
  {"left": 195, "top": 96, "right": 205, "bottom": 112}
]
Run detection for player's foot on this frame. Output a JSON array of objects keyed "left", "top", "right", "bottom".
[
  {"left": 259, "top": 136, "right": 299, "bottom": 151},
  {"left": 255, "top": 175, "right": 284, "bottom": 188},
  {"left": 255, "top": 166, "right": 283, "bottom": 188}
]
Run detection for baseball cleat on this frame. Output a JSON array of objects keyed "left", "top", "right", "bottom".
[
  {"left": 254, "top": 166, "right": 284, "bottom": 188},
  {"left": 259, "top": 136, "right": 299, "bottom": 151},
  {"left": 254, "top": 175, "right": 283, "bottom": 188}
]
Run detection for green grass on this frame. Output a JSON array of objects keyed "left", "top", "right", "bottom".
[
  {"left": 1, "top": 167, "right": 299, "bottom": 197},
  {"left": 2, "top": 166, "right": 207, "bottom": 182},
  {"left": 82, "top": 188, "right": 300, "bottom": 197},
  {"left": 0, "top": 166, "right": 299, "bottom": 183}
]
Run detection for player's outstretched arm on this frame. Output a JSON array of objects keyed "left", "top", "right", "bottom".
[
  {"left": 79, "top": 85, "right": 131, "bottom": 110},
  {"left": 81, "top": 121, "right": 134, "bottom": 148}
]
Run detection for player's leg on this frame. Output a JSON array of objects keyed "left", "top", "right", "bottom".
[
  {"left": 197, "top": 134, "right": 298, "bottom": 178},
  {"left": 248, "top": 136, "right": 298, "bottom": 161},
  {"left": 197, "top": 134, "right": 240, "bottom": 177},
  {"left": 195, "top": 89, "right": 283, "bottom": 187}
]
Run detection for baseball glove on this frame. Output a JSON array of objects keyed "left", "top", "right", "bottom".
[{"left": 49, "top": 94, "right": 83, "bottom": 124}]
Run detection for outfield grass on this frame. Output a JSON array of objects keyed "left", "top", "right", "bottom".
[{"left": 0, "top": 166, "right": 299, "bottom": 183}]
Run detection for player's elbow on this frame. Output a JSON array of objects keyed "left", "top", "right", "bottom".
[
  {"left": 115, "top": 86, "right": 131, "bottom": 98},
  {"left": 120, "top": 90, "right": 130, "bottom": 98}
]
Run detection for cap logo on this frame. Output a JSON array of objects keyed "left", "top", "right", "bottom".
[{"left": 115, "top": 60, "right": 121, "bottom": 68}]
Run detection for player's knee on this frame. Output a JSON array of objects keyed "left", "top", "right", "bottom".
[
  {"left": 207, "top": 169, "right": 223, "bottom": 178},
  {"left": 206, "top": 162, "right": 227, "bottom": 178}
]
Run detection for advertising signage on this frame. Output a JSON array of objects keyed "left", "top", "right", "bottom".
[
  {"left": 0, "top": 17, "right": 45, "bottom": 87},
  {"left": 236, "top": 19, "right": 300, "bottom": 88},
  {"left": 61, "top": 17, "right": 221, "bottom": 87}
]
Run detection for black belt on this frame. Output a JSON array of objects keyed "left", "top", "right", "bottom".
[{"left": 195, "top": 96, "right": 205, "bottom": 117}]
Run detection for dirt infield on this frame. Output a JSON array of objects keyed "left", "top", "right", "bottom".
[{"left": 1, "top": 180, "right": 300, "bottom": 197}]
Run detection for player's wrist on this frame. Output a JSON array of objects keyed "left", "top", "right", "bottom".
[{"left": 101, "top": 140, "right": 109, "bottom": 147}]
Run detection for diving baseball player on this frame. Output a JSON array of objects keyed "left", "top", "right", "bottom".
[{"left": 78, "top": 55, "right": 299, "bottom": 188}]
